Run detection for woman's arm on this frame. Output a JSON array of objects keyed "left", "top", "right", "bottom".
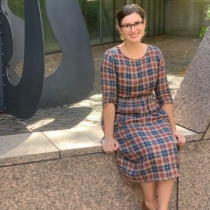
[
  {"left": 103, "top": 103, "right": 115, "bottom": 138},
  {"left": 161, "top": 103, "right": 176, "bottom": 132},
  {"left": 102, "top": 103, "right": 119, "bottom": 153},
  {"left": 162, "top": 103, "right": 186, "bottom": 146},
  {"left": 155, "top": 49, "right": 185, "bottom": 146},
  {"left": 100, "top": 51, "right": 119, "bottom": 153}
]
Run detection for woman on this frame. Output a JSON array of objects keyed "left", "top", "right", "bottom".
[{"left": 100, "top": 4, "right": 185, "bottom": 210}]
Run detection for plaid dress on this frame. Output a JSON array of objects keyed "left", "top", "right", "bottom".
[{"left": 100, "top": 45, "right": 179, "bottom": 183}]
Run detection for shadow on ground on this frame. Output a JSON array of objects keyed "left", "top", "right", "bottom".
[{"left": 0, "top": 107, "right": 92, "bottom": 136}]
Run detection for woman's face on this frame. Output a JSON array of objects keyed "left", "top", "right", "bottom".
[{"left": 118, "top": 12, "right": 146, "bottom": 43}]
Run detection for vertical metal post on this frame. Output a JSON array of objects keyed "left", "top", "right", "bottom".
[
  {"left": 159, "top": 0, "right": 161, "bottom": 34},
  {"left": 147, "top": 0, "right": 150, "bottom": 36},
  {"left": 0, "top": 9, "right": 4, "bottom": 112},
  {"left": 153, "top": 0, "right": 155, "bottom": 36},
  {"left": 163, "top": 0, "right": 165, "bottom": 34},
  {"left": 113, "top": 0, "right": 116, "bottom": 42},
  {"left": 100, "top": 0, "right": 103, "bottom": 44}
]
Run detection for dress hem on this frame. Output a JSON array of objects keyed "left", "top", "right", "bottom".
[{"left": 118, "top": 170, "right": 179, "bottom": 183}]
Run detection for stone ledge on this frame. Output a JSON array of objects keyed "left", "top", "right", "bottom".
[
  {"left": 43, "top": 125, "right": 104, "bottom": 157},
  {"left": 0, "top": 132, "right": 59, "bottom": 166},
  {"left": 0, "top": 126, "right": 103, "bottom": 167},
  {"left": 0, "top": 125, "right": 197, "bottom": 167},
  {"left": 176, "top": 125, "right": 201, "bottom": 141}
]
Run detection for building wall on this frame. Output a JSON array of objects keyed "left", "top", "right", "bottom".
[{"left": 165, "top": 0, "right": 210, "bottom": 37}]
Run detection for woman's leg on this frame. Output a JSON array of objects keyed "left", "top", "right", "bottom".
[
  {"left": 157, "top": 179, "right": 175, "bottom": 210},
  {"left": 140, "top": 181, "right": 158, "bottom": 210}
]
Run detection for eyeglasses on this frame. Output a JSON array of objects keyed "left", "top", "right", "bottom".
[{"left": 121, "top": 21, "right": 144, "bottom": 31}]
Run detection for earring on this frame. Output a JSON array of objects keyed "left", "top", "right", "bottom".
[{"left": 120, "top": 34, "right": 125, "bottom": 41}]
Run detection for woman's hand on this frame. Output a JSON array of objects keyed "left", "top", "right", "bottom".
[
  {"left": 102, "top": 137, "right": 119, "bottom": 153},
  {"left": 173, "top": 130, "right": 186, "bottom": 147}
]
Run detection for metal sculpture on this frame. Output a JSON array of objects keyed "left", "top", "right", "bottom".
[
  {"left": 0, "top": 0, "right": 44, "bottom": 119},
  {"left": 40, "top": 0, "right": 94, "bottom": 107},
  {"left": 0, "top": 0, "right": 94, "bottom": 119}
]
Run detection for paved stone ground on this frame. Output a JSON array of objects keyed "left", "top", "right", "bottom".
[{"left": 0, "top": 35, "right": 201, "bottom": 136}]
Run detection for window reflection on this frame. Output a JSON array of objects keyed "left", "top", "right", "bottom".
[
  {"left": 86, "top": 0, "right": 101, "bottom": 45},
  {"left": 7, "top": 0, "right": 166, "bottom": 48},
  {"left": 102, "top": 0, "right": 114, "bottom": 43}
]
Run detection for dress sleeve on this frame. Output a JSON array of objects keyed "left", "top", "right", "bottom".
[
  {"left": 100, "top": 51, "right": 117, "bottom": 109},
  {"left": 154, "top": 50, "right": 173, "bottom": 105}
]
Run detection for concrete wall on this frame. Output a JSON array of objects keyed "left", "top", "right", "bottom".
[
  {"left": 165, "top": 0, "right": 210, "bottom": 36},
  {"left": 1, "top": 127, "right": 209, "bottom": 210},
  {"left": 0, "top": 129, "right": 178, "bottom": 210},
  {"left": 0, "top": 153, "right": 144, "bottom": 210},
  {"left": 0, "top": 153, "right": 179, "bottom": 210}
]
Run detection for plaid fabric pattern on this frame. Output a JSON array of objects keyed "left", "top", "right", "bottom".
[{"left": 100, "top": 45, "right": 179, "bottom": 182}]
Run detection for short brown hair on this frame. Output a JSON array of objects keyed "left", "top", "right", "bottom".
[{"left": 116, "top": 4, "right": 146, "bottom": 27}]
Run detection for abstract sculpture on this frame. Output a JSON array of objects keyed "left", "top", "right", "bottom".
[{"left": 0, "top": 0, "right": 94, "bottom": 119}]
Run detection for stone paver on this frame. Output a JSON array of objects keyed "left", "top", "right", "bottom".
[
  {"left": 0, "top": 35, "right": 201, "bottom": 136},
  {"left": 0, "top": 132, "right": 59, "bottom": 166}
]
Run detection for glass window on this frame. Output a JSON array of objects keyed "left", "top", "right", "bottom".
[
  {"left": 126, "top": 0, "right": 135, "bottom": 4},
  {"left": 8, "top": 0, "right": 24, "bottom": 18},
  {"left": 86, "top": 0, "right": 101, "bottom": 45},
  {"left": 39, "top": 0, "right": 61, "bottom": 54},
  {"left": 8, "top": 0, "right": 61, "bottom": 54},
  {"left": 115, "top": 0, "right": 126, "bottom": 42},
  {"left": 136, "top": 0, "right": 143, "bottom": 6},
  {"left": 142, "top": 0, "right": 149, "bottom": 36},
  {"left": 155, "top": 0, "right": 160, "bottom": 35},
  {"left": 160, "top": 0, "right": 165, "bottom": 34},
  {"left": 102, "top": 0, "right": 114, "bottom": 43},
  {"left": 8, "top": 0, "right": 166, "bottom": 47},
  {"left": 115, "top": 0, "right": 125, "bottom": 9},
  {"left": 148, "top": 0, "right": 155, "bottom": 36}
]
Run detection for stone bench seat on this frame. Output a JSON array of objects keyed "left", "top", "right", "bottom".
[{"left": 1, "top": 125, "right": 207, "bottom": 210}]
